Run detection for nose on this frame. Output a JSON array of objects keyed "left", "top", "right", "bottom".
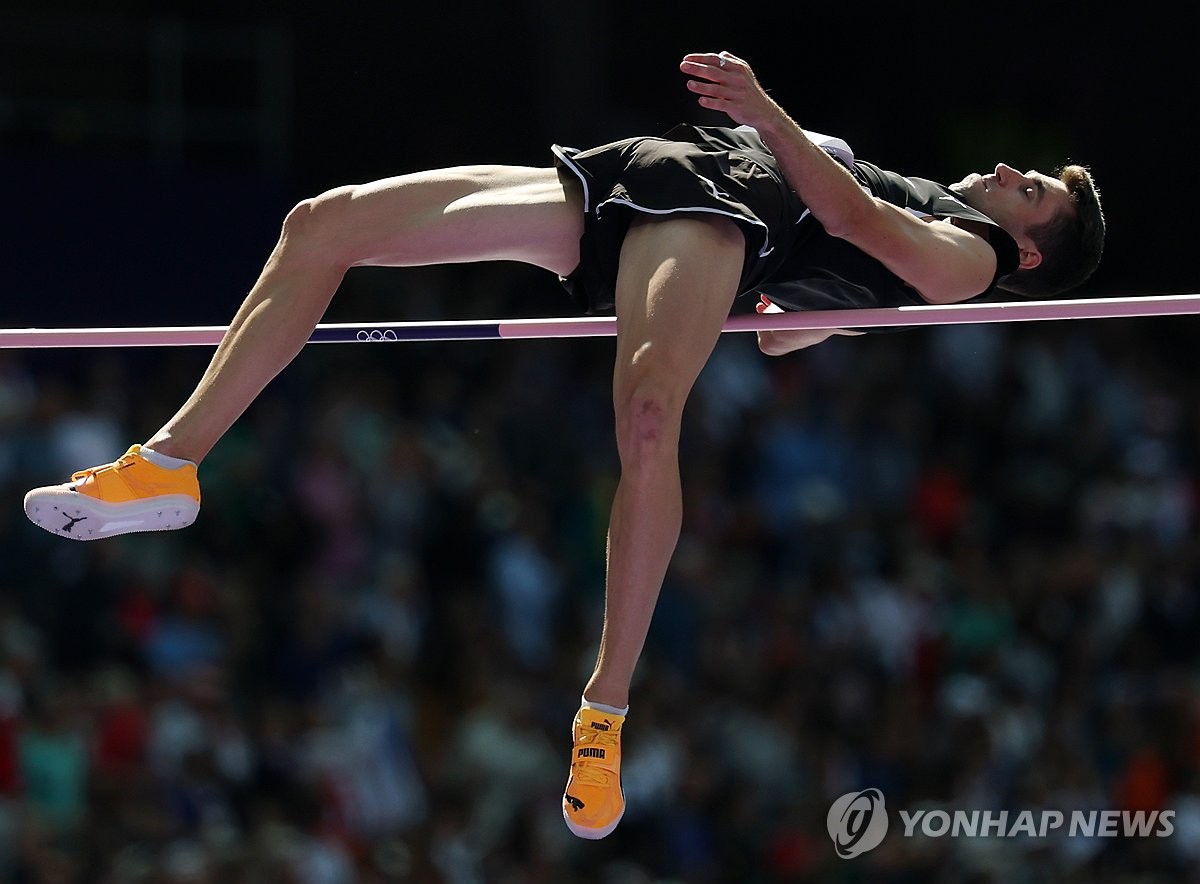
[{"left": 994, "top": 163, "right": 1025, "bottom": 186}]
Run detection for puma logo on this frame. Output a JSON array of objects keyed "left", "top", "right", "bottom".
[
  {"left": 61, "top": 514, "right": 87, "bottom": 533},
  {"left": 564, "top": 793, "right": 585, "bottom": 812}
]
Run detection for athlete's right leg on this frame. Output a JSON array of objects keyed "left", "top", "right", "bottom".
[{"left": 24, "top": 165, "right": 583, "bottom": 539}]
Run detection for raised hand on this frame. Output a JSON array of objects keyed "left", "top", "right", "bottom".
[{"left": 679, "top": 51, "right": 783, "bottom": 132}]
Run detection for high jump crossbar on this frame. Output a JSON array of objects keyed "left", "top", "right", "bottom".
[{"left": 2, "top": 293, "right": 1198, "bottom": 349}]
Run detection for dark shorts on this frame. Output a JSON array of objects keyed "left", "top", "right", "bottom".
[{"left": 553, "top": 124, "right": 807, "bottom": 315}]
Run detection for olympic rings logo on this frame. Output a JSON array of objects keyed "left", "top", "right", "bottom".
[{"left": 356, "top": 329, "right": 399, "bottom": 342}]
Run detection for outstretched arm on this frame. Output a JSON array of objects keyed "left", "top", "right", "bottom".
[{"left": 679, "top": 51, "right": 996, "bottom": 305}]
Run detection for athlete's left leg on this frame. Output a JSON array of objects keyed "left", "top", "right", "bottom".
[
  {"left": 563, "top": 213, "right": 745, "bottom": 839},
  {"left": 590, "top": 214, "right": 744, "bottom": 705}
]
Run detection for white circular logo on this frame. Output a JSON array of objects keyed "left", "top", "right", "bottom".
[{"left": 827, "top": 789, "right": 889, "bottom": 858}]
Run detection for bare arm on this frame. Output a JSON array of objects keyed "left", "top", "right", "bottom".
[{"left": 679, "top": 52, "right": 996, "bottom": 304}]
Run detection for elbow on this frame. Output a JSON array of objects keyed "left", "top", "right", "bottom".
[
  {"left": 758, "top": 329, "right": 836, "bottom": 355},
  {"left": 821, "top": 197, "right": 878, "bottom": 241},
  {"left": 757, "top": 332, "right": 791, "bottom": 356}
]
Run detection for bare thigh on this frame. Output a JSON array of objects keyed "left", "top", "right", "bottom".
[
  {"left": 306, "top": 165, "right": 584, "bottom": 276},
  {"left": 612, "top": 214, "right": 746, "bottom": 396}
]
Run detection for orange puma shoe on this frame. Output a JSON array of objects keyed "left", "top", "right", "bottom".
[
  {"left": 562, "top": 705, "right": 625, "bottom": 840},
  {"left": 24, "top": 444, "right": 200, "bottom": 540}
]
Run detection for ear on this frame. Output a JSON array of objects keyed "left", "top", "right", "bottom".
[{"left": 1018, "top": 245, "right": 1043, "bottom": 271}]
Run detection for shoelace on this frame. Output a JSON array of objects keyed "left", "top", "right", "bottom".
[
  {"left": 572, "top": 725, "right": 621, "bottom": 787},
  {"left": 71, "top": 451, "right": 138, "bottom": 483}
]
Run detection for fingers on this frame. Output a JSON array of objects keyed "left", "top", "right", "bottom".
[
  {"left": 680, "top": 51, "right": 749, "bottom": 80},
  {"left": 680, "top": 55, "right": 721, "bottom": 75},
  {"left": 681, "top": 51, "right": 771, "bottom": 126},
  {"left": 756, "top": 294, "right": 783, "bottom": 355},
  {"left": 681, "top": 51, "right": 746, "bottom": 68},
  {"left": 756, "top": 294, "right": 782, "bottom": 314},
  {"left": 684, "top": 78, "right": 729, "bottom": 99},
  {"left": 681, "top": 52, "right": 750, "bottom": 111},
  {"left": 684, "top": 78, "right": 737, "bottom": 113}
]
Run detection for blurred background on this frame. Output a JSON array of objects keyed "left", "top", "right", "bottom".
[{"left": 2, "top": 2, "right": 1199, "bottom": 882}]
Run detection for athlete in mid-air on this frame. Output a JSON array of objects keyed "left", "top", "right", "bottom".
[{"left": 24, "top": 51, "right": 1103, "bottom": 839}]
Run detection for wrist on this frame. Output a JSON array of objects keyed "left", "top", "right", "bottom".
[{"left": 749, "top": 104, "right": 797, "bottom": 143}]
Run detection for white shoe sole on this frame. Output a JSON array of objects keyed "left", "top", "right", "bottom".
[
  {"left": 24, "top": 485, "right": 199, "bottom": 540},
  {"left": 563, "top": 805, "right": 625, "bottom": 840}
]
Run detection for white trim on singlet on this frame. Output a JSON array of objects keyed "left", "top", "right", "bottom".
[
  {"left": 595, "top": 197, "right": 774, "bottom": 258},
  {"left": 553, "top": 144, "right": 591, "bottom": 212}
]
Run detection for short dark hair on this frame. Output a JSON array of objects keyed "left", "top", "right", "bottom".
[{"left": 997, "top": 164, "right": 1105, "bottom": 298}]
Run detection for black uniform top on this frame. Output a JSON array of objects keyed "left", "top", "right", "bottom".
[
  {"left": 554, "top": 125, "right": 1020, "bottom": 326},
  {"left": 757, "top": 159, "right": 1020, "bottom": 319}
]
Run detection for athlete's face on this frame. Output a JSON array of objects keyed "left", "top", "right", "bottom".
[{"left": 952, "top": 164, "right": 1074, "bottom": 269}]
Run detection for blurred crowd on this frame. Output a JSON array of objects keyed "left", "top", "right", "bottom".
[{"left": 1, "top": 270, "right": 1199, "bottom": 882}]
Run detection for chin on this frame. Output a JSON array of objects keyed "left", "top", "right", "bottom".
[{"left": 951, "top": 176, "right": 982, "bottom": 205}]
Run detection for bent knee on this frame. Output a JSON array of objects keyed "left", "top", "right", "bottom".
[
  {"left": 283, "top": 187, "right": 352, "bottom": 232},
  {"left": 280, "top": 187, "right": 356, "bottom": 254},
  {"left": 614, "top": 379, "right": 685, "bottom": 463}
]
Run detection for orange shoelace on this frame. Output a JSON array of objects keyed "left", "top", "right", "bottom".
[
  {"left": 70, "top": 449, "right": 139, "bottom": 483},
  {"left": 572, "top": 726, "right": 621, "bottom": 786}
]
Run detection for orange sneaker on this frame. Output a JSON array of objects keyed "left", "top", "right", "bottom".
[
  {"left": 24, "top": 444, "right": 200, "bottom": 540},
  {"left": 562, "top": 705, "right": 625, "bottom": 840}
]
